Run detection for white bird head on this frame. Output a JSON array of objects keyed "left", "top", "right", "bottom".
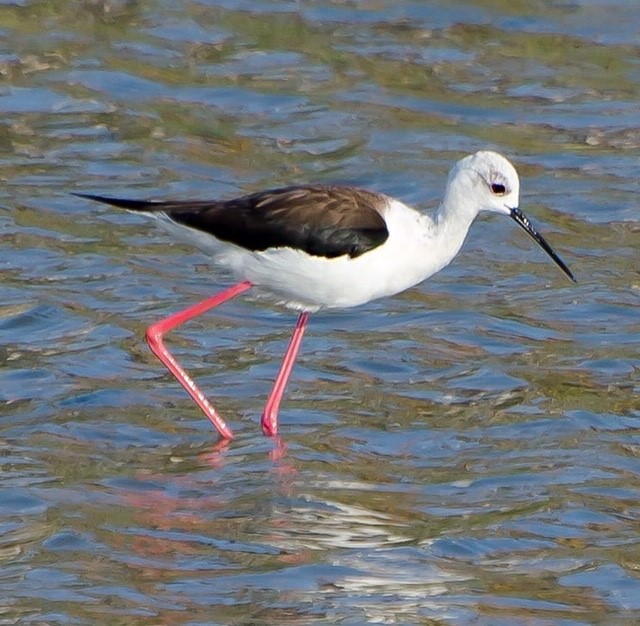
[
  {"left": 443, "top": 150, "right": 575, "bottom": 282},
  {"left": 447, "top": 150, "right": 520, "bottom": 217}
]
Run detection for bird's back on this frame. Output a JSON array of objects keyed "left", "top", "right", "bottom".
[{"left": 77, "top": 185, "right": 390, "bottom": 259}]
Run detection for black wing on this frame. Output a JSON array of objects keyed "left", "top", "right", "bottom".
[{"left": 75, "top": 185, "right": 390, "bottom": 259}]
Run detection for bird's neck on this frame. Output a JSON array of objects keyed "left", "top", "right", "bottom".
[{"left": 431, "top": 189, "right": 478, "bottom": 270}]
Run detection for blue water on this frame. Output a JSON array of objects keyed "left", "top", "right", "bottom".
[{"left": 0, "top": 1, "right": 638, "bottom": 624}]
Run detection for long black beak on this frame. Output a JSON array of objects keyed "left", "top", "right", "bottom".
[{"left": 510, "top": 208, "right": 575, "bottom": 282}]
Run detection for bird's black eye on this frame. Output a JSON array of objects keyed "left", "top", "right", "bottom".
[{"left": 491, "top": 182, "right": 507, "bottom": 195}]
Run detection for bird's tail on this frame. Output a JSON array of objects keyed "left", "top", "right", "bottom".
[{"left": 72, "top": 192, "right": 172, "bottom": 212}]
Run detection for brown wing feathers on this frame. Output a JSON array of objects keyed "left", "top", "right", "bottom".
[{"left": 75, "top": 185, "right": 390, "bottom": 259}]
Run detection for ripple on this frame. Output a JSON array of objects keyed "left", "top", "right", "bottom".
[{"left": 0, "top": 1, "right": 636, "bottom": 624}]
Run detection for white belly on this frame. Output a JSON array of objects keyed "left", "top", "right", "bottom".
[
  {"left": 153, "top": 198, "right": 453, "bottom": 312},
  {"left": 220, "top": 200, "right": 450, "bottom": 311}
]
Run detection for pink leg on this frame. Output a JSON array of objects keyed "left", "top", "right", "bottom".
[
  {"left": 261, "top": 311, "right": 309, "bottom": 437},
  {"left": 145, "top": 281, "right": 253, "bottom": 440}
]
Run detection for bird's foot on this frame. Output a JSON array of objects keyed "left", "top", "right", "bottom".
[{"left": 260, "top": 409, "right": 278, "bottom": 437}]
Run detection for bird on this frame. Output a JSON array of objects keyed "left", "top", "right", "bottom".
[{"left": 75, "top": 150, "right": 575, "bottom": 441}]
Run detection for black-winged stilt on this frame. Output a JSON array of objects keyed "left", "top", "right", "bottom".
[{"left": 76, "top": 151, "right": 575, "bottom": 440}]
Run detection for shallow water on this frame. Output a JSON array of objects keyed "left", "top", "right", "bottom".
[{"left": 1, "top": 1, "right": 639, "bottom": 624}]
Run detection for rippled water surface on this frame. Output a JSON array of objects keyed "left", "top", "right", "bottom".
[{"left": 1, "top": 1, "right": 639, "bottom": 624}]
